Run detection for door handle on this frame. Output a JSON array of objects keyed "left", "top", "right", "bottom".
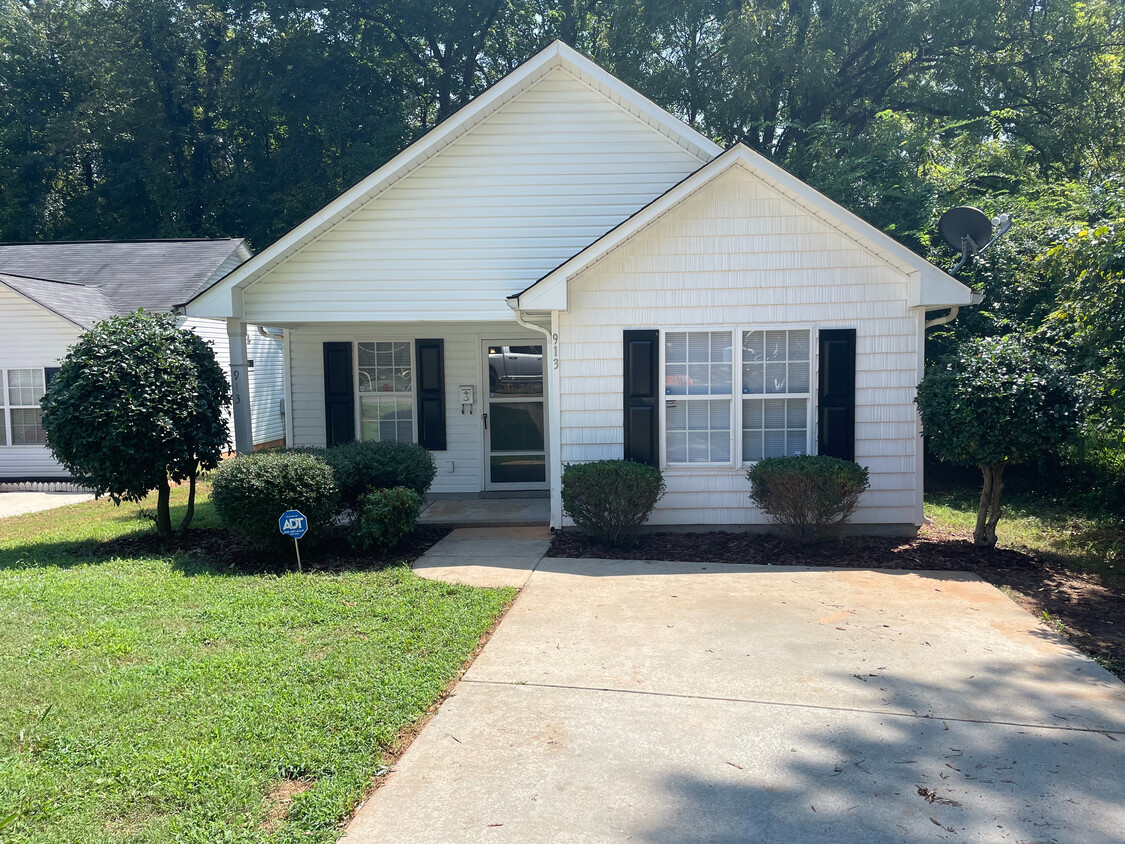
[{"left": 483, "top": 413, "right": 488, "bottom": 430}]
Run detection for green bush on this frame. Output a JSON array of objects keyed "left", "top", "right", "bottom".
[
  {"left": 302, "top": 441, "right": 436, "bottom": 509},
  {"left": 561, "top": 460, "right": 665, "bottom": 546},
  {"left": 211, "top": 452, "right": 339, "bottom": 550},
  {"left": 747, "top": 455, "right": 869, "bottom": 542},
  {"left": 350, "top": 486, "right": 425, "bottom": 552}
]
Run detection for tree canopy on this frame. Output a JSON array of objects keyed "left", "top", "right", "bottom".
[
  {"left": 3, "top": 0, "right": 1124, "bottom": 415},
  {"left": 41, "top": 310, "right": 231, "bottom": 536}
]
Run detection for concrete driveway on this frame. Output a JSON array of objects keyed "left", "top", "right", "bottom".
[{"left": 345, "top": 559, "right": 1125, "bottom": 843}]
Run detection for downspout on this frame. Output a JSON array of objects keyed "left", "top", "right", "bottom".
[
  {"left": 257, "top": 325, "right": 284, "bottom": 339},
  {"left": 508, "top": 298, "right": 559, "bottom": 528}
]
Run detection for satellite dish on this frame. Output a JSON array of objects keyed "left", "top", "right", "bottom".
[{"left": 939, "top": 206, "right": 993, "bottom": 253}]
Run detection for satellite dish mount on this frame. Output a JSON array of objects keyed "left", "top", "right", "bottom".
[{"left": 938, "top": 206, "right": 1012, "bottom": 275}]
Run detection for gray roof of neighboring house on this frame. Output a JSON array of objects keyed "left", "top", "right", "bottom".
[{"left": 0, "top": 239, "right": 246, "bottom": 328}]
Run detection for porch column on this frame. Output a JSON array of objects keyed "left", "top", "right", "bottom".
[{"left": 226, "top": 318, "right": 253, "bottom": 454}]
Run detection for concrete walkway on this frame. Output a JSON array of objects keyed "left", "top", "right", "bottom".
[
  {"left": 350, "top": 554, "right": 1125, "bottom": 843},
  {"left": 411, "top": 527, "right": 549, "bottom": 588},
  {"left": 0, "top": 491, "right": 94, "bottom": 519}
]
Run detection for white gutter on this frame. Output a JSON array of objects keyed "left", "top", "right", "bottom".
[{"left": 925, "top": 291, "right": 984, "bottom": 329}]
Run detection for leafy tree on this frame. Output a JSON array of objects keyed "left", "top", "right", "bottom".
[
  {"left": 41, "top": 311, "right": 231, "bottom": 537},
  {"left": 916, "top": 335, "right": 1080, "bottom": 547}
]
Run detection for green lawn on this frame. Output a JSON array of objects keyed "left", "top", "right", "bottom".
[
  {"left": 0, "top": 489, "right": 514, "bottom": 843},
  {"left": 925, "top": 487, "right": 1124, "bottom": 579}
]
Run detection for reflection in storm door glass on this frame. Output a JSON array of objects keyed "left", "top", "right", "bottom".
[{"left": 487, "top": 344, "right": 543, "bottom": 397}]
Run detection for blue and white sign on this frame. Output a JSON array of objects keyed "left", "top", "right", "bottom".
[{"left": 279, "top": 510, "right": 308, "bottom": 540}]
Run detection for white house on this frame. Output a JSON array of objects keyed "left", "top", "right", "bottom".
[
  {"left": 184, "top": 41, "right": 973, "bottom": 533},
  {"left": 0, "top": 239, "right": 286, "bottom": 481}
]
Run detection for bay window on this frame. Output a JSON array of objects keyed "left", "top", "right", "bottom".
[
  {"left": 357, "top": 341, "right": 414, "bottom": 443},
  {"left": 662, "top": 328, "right": 812, "bottom": 466}
]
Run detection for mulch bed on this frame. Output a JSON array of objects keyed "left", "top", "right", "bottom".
[
  {"left": 550, "top": 525, "right": 1125, "bottom": 682},
  {"left": 77, "top": 525, "right": 452, "bottom": 573}
]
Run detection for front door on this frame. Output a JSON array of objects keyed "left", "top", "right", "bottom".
[{"left": 483, "top": 341, "right": 548, "bottom": 490}]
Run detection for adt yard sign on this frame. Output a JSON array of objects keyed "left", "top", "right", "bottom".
[
  {"left": 279, "top": 510, "right": 308, "bottom": 539},
  {"left": 279, "top": 509, "right": 308, "bottom": 572}
]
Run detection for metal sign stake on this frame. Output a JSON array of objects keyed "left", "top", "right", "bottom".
[{"left": 293, "top": 537, "right": 302, "bottom": 573}]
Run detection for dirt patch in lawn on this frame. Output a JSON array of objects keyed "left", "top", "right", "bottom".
[
  {"left": 78, "top": 525, "right": 452, "bottom": 573},
  {"left": 550, "top": 524, "right": 1125, "bottom": 682},
  {"left": 260, "top": 779, "right": 314, "bottom": 834}
]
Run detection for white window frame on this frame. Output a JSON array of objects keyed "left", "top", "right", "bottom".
[
  {"left": 658, "top": 325, "right": 815, "bottom": 470},
  {"left": 354, "top": 340, "right": 417, "bottom": 445},
  {"left": 1, "top": 367, "right": 48, "bottom": 448},
  {"left": 738, "top": 326, "right": 815, "bottom": 466}
]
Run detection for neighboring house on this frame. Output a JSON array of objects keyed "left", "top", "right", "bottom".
[
  {"left": 184, "top": 41, "right": 973, "bottom": 533},
  {"left": 0, "top": 239, "right": 286, "bottom": 481}
]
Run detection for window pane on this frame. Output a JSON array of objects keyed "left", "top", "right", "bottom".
[
  {"left": 665, "top": 398, "right": 730, "bottom": 463},
  {"left": 789, "top": 332, "right": 810, "bottom": 361},
  {"left": 359, "top": 342, "right": 411, "bottom": 395},
  {"left": 688, "top": 364, "right": 710, "bottom": 395},
  {"left": 765, "top": 362, "right": 787, "bottom": 393},
  {"left": 743, "top": 397, "right": 807, "bottom": 462},
  {"left": 490, "top": 454, "right": 546, "bottom": 484},
  {"left": 7, "top": 369, "right": 44, "bottom": 407},
  {"left": 712, "top": 363, "right": 732, "bottom": 394},
  {"left": 489, "top": 402, "right": 544, "bottom": 451},
  {"left": 665, "top": 333, "right": 687, "bottom": 363},
  {"left": 764, "top": 331, "right": 788, "bottom": 361},
  {"left": 10, "top": 408, "right": 44, "bottom": 445},
  {"left": 741, "top": 330, "right": 811, "bottom": 397},
  {"left": 688, "top": 333, "right": 711, "bottom": 362},
  {"left": 742, "top": 331, "right": 764, "bottom": 362},
  {"left": 665, "top": 364, "right": 687, "bottom": 395},
  {"left": 361, "top": 395, "right": 413, "bottom": 442},
  {"left": 711, "top": 332, "right": 732, "bottom": 362}
]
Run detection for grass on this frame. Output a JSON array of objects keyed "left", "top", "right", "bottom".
[
  {"left": 925, "top": 487, "right": 1124, "bottom": 578},
  {"left": 0, "top": 487, "right": 514, "bottom": 843}
]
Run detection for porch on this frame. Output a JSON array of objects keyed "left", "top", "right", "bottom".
[{"left": 418, "top": 495, "right": 550, "bottom": 528}]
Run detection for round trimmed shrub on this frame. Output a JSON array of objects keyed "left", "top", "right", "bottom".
[
  {"left": 211, "top": 451, "right": 340, "bottom": 550},
  {"left": 315, "top": 441, "right": 437, "bottom": 509},
  {"left": 350, "top": 486, "right": 424, "bottom": 552},
  {"left": 561, "top": 460, "right": 665, "bottom": 546},
  {"left": 747, "top": 454, "right": 869, "bottom": 542}
]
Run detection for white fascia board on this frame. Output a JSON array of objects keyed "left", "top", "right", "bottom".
[
  {"left": 515, "top": 144, "right": 974, "bottom": 311},
  {"left": 184, "top": 41, "right": 720, "bottom": 316}
]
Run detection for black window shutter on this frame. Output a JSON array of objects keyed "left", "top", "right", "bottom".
[
  {"left": 44, "top": 367, "right": 61, "bottom": 389},
  {"left": 415, "top": 339, "right": 446, "bottom": 451},
  {"left": 817, "top": 329, "right": 856, "bottom": 461},
  {"left": 323, "top": 342, "right": 355, "bottom": 447},
  {"left": 623, "top": 329, "right": 659, "bottom": 466}
]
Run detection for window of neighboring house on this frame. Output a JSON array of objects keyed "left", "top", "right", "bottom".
[
  {"left": 664, "top": 331, "right": 732, "bottom": 464},
  {"left": 3, "top": 368, "right": 47, "bottom": 446},
  {"left": 357, "top": 341, "right": 414, "bottom": 443},
  {"left": 740, "top": 329, "right": 811, "bottom": 462}
]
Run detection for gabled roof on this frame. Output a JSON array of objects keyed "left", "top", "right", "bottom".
[
  {"left": 0, "top": 273, "right": 117, "bottom": 329},
  {"left": 0, "top": 239, "right": 248, "bottom": 326},
  {"left": 185, "top": 40, "right": 723, "bottom": 315},
  {"left": 511, "top": 144, "right": 973, "bottom": 312}
]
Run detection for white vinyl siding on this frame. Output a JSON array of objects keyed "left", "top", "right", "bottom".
[
  {"left": 240, "top": 68, "right": 705, "bottom": 324},
  {"left": 0, "top": 284, "right": 78, "bottom": 478},
  {"left": 557, "top": 165, "right": 923, "bottom": 527},
  {"left": 286, "top": 321, "right": 540, "bottom": 494}
]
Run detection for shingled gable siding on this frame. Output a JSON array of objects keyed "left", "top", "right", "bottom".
[
  {"left": 286, "top": 322, "right": 542, "bottom": 494},
  {"left": 241, "top": 67, "right": 706, "bottom": 324},
  {"left": 556, "top": 165, "right": 924, "bottom": 527}
]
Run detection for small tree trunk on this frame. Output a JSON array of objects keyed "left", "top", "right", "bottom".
[
  {"left": 155, "top": 477, "right": 173, "bottom": 538},
  {"left": 974, "top": 462, "right": 1006, "bottom": 547},
  {"left": 179, "top": 469, "right": 197, "bottom": 534}
]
